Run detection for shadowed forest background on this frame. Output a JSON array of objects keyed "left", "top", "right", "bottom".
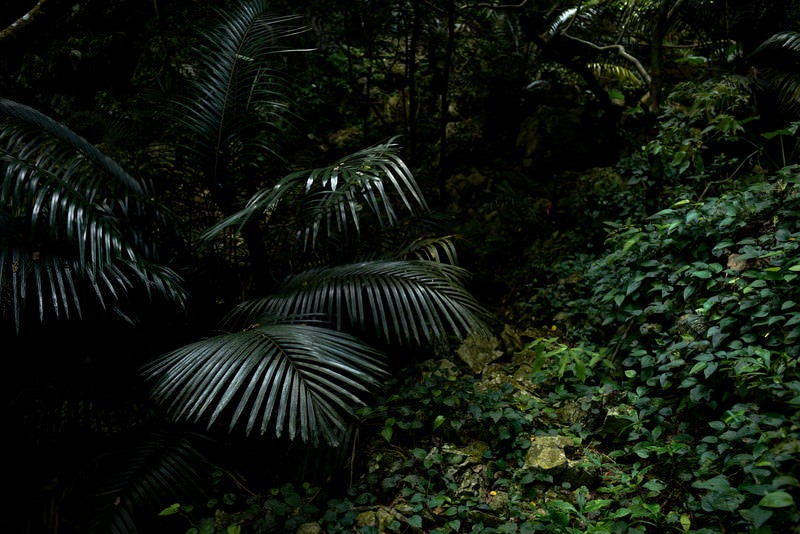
[{"left": 2, "top": 0, "right": 800, "bottom": 532}]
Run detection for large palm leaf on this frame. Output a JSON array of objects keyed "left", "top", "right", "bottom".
[
  {"left": 96, "top": 431, "right": 210, "bottom": 533},
  {"left": 154, "top": 0, "right": 314, "bottom": 293},
  {"left": 147, "top": 142, "right": 486, "bottom": 447},
  {"left": 220, "top": 260, "right": 489, "bottom": 346},
  {"left": 142, "top": 258, "right": 491, "bottom": 445},
  {"left": 166, "top": 2, "right": 310, "bottom": 185},
  {"left": 0, "top": 98, "right": 187, "bottom": 332},
  {"left": 200, "top": 138, "right": 428, "bottom": 250},
  {"left": 142, "top": 319, "right": 387, "bottom": 446}
]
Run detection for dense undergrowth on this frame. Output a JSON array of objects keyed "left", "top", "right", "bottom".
[{"left": 158, "top": 79, "right": 800, "bottom": 533}]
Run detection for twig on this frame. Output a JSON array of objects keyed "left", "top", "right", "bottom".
[{"left": 610, "top": 319, "right": 634, "bottom": 363}]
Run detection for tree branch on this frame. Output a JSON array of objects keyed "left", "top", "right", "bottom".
[
  {"left": 0, "top": 0, "right": 48, "bottom": 42},
  {"left": 562, "top": 32, "right": 652, "bottom": 85}
]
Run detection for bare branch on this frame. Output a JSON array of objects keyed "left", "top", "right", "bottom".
[
  {"left": 0, "top": 0, "right": 48, "bottom": 43},
  {"left": 562, "top": 32, "right": 652, "bottom": 85}
]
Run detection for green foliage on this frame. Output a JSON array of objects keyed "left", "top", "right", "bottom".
[
  {"left": 160, "top": 478, "right": 325, "bottom": 534},
  {"left": 583, "top": 153, "right": 800, "bottom": 530},
  {"left": 636, "top": 76, "right": 760, "bottom": 208},
  {"left": 166, "top": 345, "right": 669, "bottom": 532},
  {"left": 523, "top": 337, "right": 613, "bottom": 383}
]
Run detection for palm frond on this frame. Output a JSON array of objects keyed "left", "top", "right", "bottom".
[
  {"left": 88, "top": 431, "right": 211, "bottom": 533},
  {"left": 220, "top": 260, "right": 491, "bottom": 346},
  {"left": 200, "top": 138, "right": 428, "bottom": 249},
  {"left": 1, "top": 99, "right": 145, "bottom": 273},
  {"left": 750, "top": 32, "right": 800, "bottom": 116},
  {"left": 141, "top": 322, "right": 387, "bottom": 446},
  {"left": 0, "top": 98, "right": 145, "bottom": 195},
  {"left": 751, "top": 31, "right": 800, "bottom": 57},
  {"left": 759, "top": 69, "right": 800, "bottom": 116},
  {"left": 167, "top": 2, "right": 311, "bottom": 179},
  {"left": 0, "top": 98, "right": 188, "bottom": 331}
]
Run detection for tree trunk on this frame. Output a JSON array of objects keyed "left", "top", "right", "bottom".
[
  {"left": 649, "top": 0, "right": 685, "bottom": 114},
  {"left": 406, "top": 0, "right": 421, "bottom": 166},
  {"left": 437, "top": 0, "right": 456, "bottom": 203},
  {"left": 209, "top": 178, "right": 269, "bottom": 298}
]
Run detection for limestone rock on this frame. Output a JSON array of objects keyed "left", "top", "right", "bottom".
[
  {"left": 456, "top": 333, "right": 503, "bottom": 373},
  {"left": 523, "top": 435, "right": 575, "bottom": 470},
  {"left": 355, "top": 511, "right": 377, "bottom": 528}
]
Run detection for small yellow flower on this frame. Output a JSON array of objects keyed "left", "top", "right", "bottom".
[
  {"left": 550, "top": 325, "right": 557, "bottom": 331},
  {"left": 489, "top": 490, "right": 497, "bottom": 496}
]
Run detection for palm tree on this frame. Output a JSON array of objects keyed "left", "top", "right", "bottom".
[
  {"left": 0, "top": 97, "right": 199, "bottom": 533},
  {"left": 139, "top": 0, "right": 491, "bottom": 448},
  {"left": 2, "top": 1, "right": 492, "bottom": 529}
]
